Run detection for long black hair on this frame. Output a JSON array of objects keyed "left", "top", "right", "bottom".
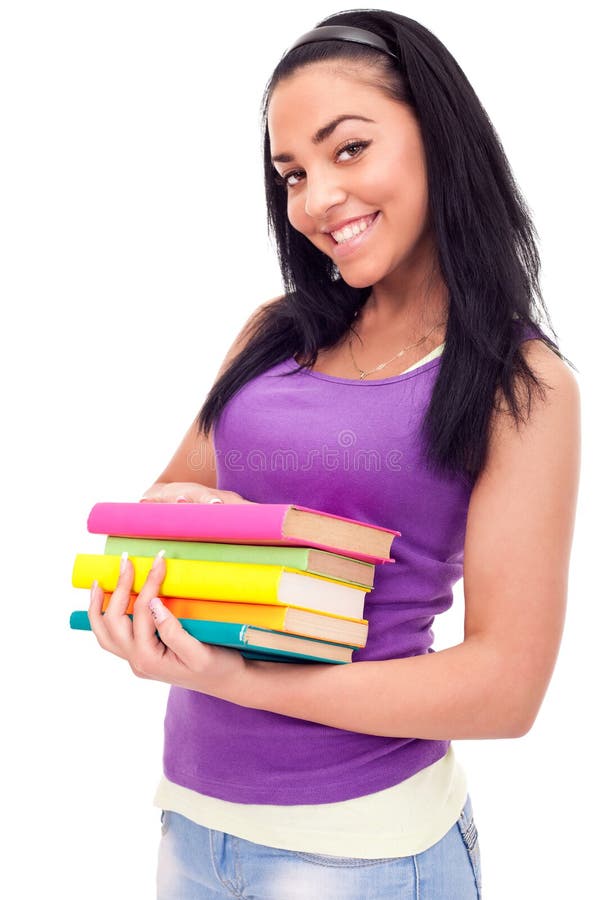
[{"left": 197, "top": 8, "right": 573, "bottom": 483}]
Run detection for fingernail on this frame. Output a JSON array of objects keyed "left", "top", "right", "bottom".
[
  {"left": 151, "top": 549, "right": 166, "bottom": 571},
  {"left": 149, "top": 597, "right": 168, "bottom": 625},
  {"left": 119, "top": 551, "right": 128, "bottom": 573},
  {"left": 208, "top": 497, "right": 224, "bottom": 504},
  {"left": 176, "top": 495, "right": 189, "bottom": 503},
  {"left": 90, "top": 579, "right": 98, "bottom": 601}
]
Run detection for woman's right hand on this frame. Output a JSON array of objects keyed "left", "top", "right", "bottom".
[{"left": 140, "top": 482, "right": 254, "bottom": 505}]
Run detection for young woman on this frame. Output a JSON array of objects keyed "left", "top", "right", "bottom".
[{"left": 88, "top": 9, "right": 580, "bottom": 898}]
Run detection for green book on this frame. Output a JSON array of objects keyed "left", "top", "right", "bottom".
[
  {"left": 104, "top": 535, "right": 375, "bottom": 589},
  {"left": 69, "top": 610, "right": 352, "bottom": 664}
]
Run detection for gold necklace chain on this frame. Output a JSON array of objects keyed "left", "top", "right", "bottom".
[{"left": 348, "top": 319, "right": 446, "bottom": 380}]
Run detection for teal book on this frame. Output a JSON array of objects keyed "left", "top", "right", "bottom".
[
  {"left": 104, "top": 535, "right": 375, "bottom": 589},
  {"left": 69, "top": 611, "right": 352, "bottom": 664}
]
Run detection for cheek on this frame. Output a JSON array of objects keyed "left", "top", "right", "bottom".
[
  {"left": 286, "top": 194, "right": 310, "bottom": 234},
  {"left": 409, "top": 172, "right": 430, "bottom": 231},
  {"left": 377, "top": 153, "right": 429, "bottom": 227}
]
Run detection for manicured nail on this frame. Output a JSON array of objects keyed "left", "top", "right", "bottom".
[
  {"left": 151, "top": 549, "right": 166, "bottom": 571},
  {"left": 208, "top": 497, "right": 224, "bottom": 504},
  {"left": 176, "top": 495, "right": 189, "bottom": 503},
  {"left": 119, "top": 551, "right": 128, "bottom": 573},
  {"left": 149, "top": 597, "right": 168, "bottom": 625}
]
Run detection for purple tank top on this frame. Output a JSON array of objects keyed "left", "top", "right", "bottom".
[{"left": 162, "top": 321, "right": 545, "bottom": 804}]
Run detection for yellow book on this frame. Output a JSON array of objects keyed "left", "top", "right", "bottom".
[
  {"left": 72, "top": 553, "right": 368, "bottom": 619},
  {"left": 101, "top": 594, "right": 368, "bottom": 647}
]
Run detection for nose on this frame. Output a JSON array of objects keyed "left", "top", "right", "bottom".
[{"left": 303, "top": 172, "right": 347, "bottom": 221}]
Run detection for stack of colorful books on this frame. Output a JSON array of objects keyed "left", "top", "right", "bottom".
[{"left": 70, "top": 502, "right": 399, "bottom": 664}]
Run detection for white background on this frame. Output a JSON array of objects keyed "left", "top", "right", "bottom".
[{"left": 1, "top": 1, "right": 597, "bottom": 897}]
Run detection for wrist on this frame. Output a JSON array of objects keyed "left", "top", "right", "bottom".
[
  {"left": 188, "top": 648, "right": 266, "bottom": 707},
  {"left": 229, "top": 658, "right": 275, "bottom": 709}
]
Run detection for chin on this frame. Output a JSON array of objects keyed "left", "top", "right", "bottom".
[
  {"left": 337, "top": 272, "right": 374, "bottom": 289},
  {"left": 335, "top": 261, "right": 383, "bottom": 290}
]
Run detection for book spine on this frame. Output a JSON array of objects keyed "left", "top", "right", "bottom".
[
  {"left": 101, "top": 594, "right": 287, "bottom": 629},
  {"left": 87, "top": 502, "right": 289, "bottom": 543},
  {"left": 72, "top": 553, "right": 284, "bottom": 603},
  {"left": 70, "top": 610, "right": 249, "bottom": 645},
  {"left": 104, "top": 536, "right": 312, "bottom": 569}
]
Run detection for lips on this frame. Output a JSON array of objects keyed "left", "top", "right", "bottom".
[
  {"left": 328, "top": 211, "right": 381, "bottom": 258},
  {"left": 328, "top": 212, "right": 379, "bottom": 240}
]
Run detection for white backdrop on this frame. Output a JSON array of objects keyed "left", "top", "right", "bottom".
[{"left": 1, "top": 1, "right": 596, "bottom": 897}]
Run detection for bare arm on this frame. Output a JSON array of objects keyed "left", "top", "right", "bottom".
[
  {"left": 98, "top": 337, "right": 580, "bottom": 730},
  {"left": 225, "top": 339, "right": 581, "bottom": 739}
]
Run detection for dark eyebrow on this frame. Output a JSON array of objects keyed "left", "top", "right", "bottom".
[{"left": 271, "top": 114, "right": 375, "bottom": 164}]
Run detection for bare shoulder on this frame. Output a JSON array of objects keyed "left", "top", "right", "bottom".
[
  {"left": 521, "top": 336, "right": 576, "bottom": 382},
  {"left": 215, "top": 293, "right": 285, "bottom": 379},
  {"left": 480, "top": 336, "right": 581, "bottom": 501},
  {"left": 492, "top": 337, "right": 579, "bottom": 429}
]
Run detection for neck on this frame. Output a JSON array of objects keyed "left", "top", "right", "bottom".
[
  {"left": 358, "top": 242, "right": 449, "bottom": 341},
  {"left": 358, "top": 281, "right": 449, "bottom": 345}
]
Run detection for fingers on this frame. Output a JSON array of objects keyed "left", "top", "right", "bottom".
[
  {"left": 89, "top": 553, "right": 137, "bottom": 658},
  {"left": 103, "top": 553, "right": 135, "bottom": 619},
  {"left": 129, "top": 554, "right": 200, "bottom": 681},
  {"left": 146, "top": 597, "right": 208, "bottom": 673},
  {"left": 139, "top": 482, "right": 224, "bottom": 504},
  {"left": 88, "top": 579, "right": 107, "bottom": 637},
  {"left": 88, "top": 578, "right": 129, "bottom": 660},
  {"left": 89, "top": 552, "right": 168, "bottom": 674},
  {"left": 176, "top": 494, "right": 224, "bottom": 505},
  {"left": 139, "top": 483, "right": 167, "bottom": 503},
  {"left": 138, "top": 481, "right": 253, "bottom": 505},
  {"left": 86, "top": 550, "right": 245, "bottom": 690},
  {"left": 132, "top": 552, "right": 168, "bottom": 647}
]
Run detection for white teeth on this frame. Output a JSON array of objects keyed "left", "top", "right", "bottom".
[{"left": 331, "top": 214, "right": 376, "bottom": 244}]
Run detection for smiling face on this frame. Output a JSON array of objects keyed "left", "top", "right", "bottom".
[{"left": 267, "top": 61, "right": 435, "bottom": 291}]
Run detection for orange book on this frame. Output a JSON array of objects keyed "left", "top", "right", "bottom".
[{"left": 102, "top": 593, "right": 368, "bottom": 647}]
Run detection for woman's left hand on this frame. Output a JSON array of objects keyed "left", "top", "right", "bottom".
[{"left": 87, "top": 553, "right": 249, "bottom": 695}]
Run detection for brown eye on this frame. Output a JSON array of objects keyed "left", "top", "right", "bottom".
[
  {"left": 284, "top": 170, "right": 303, "bottom": 188},
  {"left": 275, "top": 140, "right": 371, "bottom": 189},
  {"left": 274, "top": 169, "right": 303, "bottom": 189},
  {"left": 336, "top": 140, "right": 371, "bottom": 161}
]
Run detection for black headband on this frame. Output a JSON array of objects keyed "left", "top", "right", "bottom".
[{"left": 286, "top": 25, "right": 396, "bottom": 61}]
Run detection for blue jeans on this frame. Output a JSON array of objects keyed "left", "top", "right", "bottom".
[{"left": 156, "top": 794, "right": 482, "bottom": 898}]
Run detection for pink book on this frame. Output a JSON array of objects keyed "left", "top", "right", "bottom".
[{"left": 87, "top": 502, "right": 399, "bottom": 564}]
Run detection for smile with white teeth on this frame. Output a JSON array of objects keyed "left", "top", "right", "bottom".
[{"left": 330, "top": 213, "right": 378, "bottom": 244}]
